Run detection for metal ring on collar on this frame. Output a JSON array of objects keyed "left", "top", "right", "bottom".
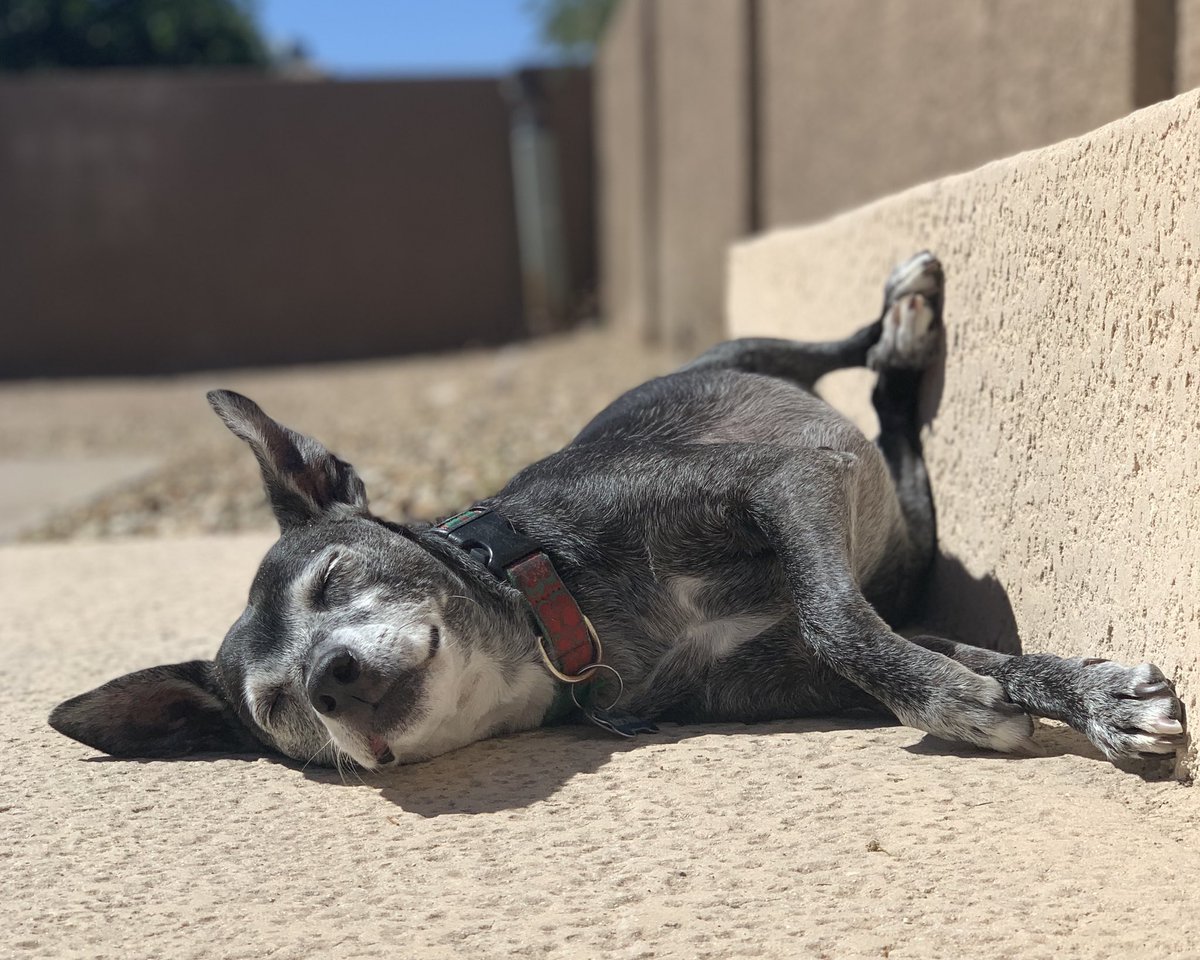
[
  {"left": 570, "top": 663, "right": 625, "bottom": 714},
  {"left": 535, "top": 614, "right": 605, "bottom": 683}
]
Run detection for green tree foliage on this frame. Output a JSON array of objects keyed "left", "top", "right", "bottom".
[
  {"left": 0, "top": 0, "right": 270, "bottom": 70},
  {"left": 525, "top": 0, "right": 618, "bottom": 60}
]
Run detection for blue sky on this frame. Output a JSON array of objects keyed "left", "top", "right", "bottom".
[{"left": 257, "top": 1, "right": 549, "bottom": 76}]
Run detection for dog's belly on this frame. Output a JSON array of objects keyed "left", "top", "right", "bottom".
[
  {"left": 678, "top": 610, "right": 783, "bottom": 657},
  {"left": 667, "top": 575, "right": 782, "bottom": 655}
]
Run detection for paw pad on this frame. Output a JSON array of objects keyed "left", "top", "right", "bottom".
[{"left": 867, "top": 252, "right": 945, "bottom": 372}]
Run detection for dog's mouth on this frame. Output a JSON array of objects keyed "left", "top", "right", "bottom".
[{"left": 368, "top": 734, "right": 395, "bottom": 765}]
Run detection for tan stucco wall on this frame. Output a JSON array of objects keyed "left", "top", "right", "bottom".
[
  {"left": 729, "top": 91, "right": 1200, "bottom": 775},
  {"left": 654, "top": 0, "right": 752, "bottom": 352},
  {"left": 597, "top": 0, "right": 751, "bottom": 350},
  {"left": 595, "top": 0, "right": 657, "bottom": 339},
  {"left": 597, "top": 0, "right": 1182, "bottom": 346},
  {"left": 1182, "top": 0, "right": 1200, "bottom": 91},
  {"left": 759, "top": 0, "right": 1176, "bottom": 228}
]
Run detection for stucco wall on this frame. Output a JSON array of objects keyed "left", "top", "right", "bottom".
[
  {"left": 759, "top": 0, "right": 1176, "bottom": 228},
  {"left": 596, "top": 0, "right": 751, "bottom": 350},
  {"left": 595, "top": 0, "right": 658, "bottom": 340},
  {"left": 1181, "top": 0, "right": 1200, "bottom": 91},
  {"left": 596, "top": 0, "right": 1182, "bottom": 347},
  {"left": 728, "top": 91, "right": 1200, "bottom": 775},
  {"left": 654, "top": 0, "right": 752, "bottom": 352}
]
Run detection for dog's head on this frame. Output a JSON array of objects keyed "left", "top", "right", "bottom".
[{"left": 50, "top": 391, "right": 550, "bottom": 769}]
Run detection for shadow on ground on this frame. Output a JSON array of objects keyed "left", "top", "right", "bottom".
[{"left": 300, "top": 717, "right": 894, "bottom": 817}]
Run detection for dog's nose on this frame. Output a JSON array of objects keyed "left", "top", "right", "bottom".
[{"left": 307, "top": 645, "right": 364, "bottom": 717}]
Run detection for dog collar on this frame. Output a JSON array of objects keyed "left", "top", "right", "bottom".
[
  {"left": 431, "top": 508, "right": 658, "bottom": 739},
  {"left": 432, "top": 508, "right": 603, "bottom": 683}
]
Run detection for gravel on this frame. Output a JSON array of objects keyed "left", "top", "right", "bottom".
[{"left": 2, "top": 327, "right": 677, "bottom": 541}]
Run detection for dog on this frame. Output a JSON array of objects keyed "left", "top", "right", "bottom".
[{"left": 50, "top": 252, "right": 1187, "bottom": 770}]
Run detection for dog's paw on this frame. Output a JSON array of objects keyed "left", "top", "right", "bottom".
[
  {"left": 867, "top": 251, "right": 944, "bottom": 372},
  {"left": 900, "top": 666, "right": 1035, "bottom": 754},
  {"left": 1070, "top": 660, "right": 1187, "bottom": 761}
]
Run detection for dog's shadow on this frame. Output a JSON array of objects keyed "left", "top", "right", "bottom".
[
  {"left": 302, "top": 715, "right": 1175, "bottom": 819},
  {"left": 904, "top": 726, "right": 1182, "bottom": 782},
  {"left": 300, "top": 714, "right": 900, "bottom": 817}
]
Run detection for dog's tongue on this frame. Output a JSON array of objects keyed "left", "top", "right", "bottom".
[{"left": 368, "top": 736, "right": 394, "bottom": 765}]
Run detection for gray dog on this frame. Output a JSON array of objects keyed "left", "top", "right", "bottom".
[{"left": 50, "top": 252, "right": 1186, "bottom": 770}]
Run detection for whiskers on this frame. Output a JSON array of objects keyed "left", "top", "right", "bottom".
[
  {"left": 332, "top": 740, "right": 367, "bottom": 785},
  {"left": 300, "top": 734, "right": 365, "bottom": 784},
  {"left": 302, "top": 735, "right": 335, "bottom": 773}
]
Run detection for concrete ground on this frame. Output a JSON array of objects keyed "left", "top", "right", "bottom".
[
  {"left": 3, "top": 328, "right": 1197, "bottom": 958},
  {"left": 0, "top": 457, "right": 159, "bottom": 541},
  {"left": 6, "top": 534, "right": 1199, "bottom": 960}
]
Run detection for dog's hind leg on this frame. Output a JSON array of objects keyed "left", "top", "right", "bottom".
[
  {"left": 905, "top": 635, "right": 1187, "bottom": 762},
  {"left": 683, "top": 248, "right": 945, "bottom": 616},
  {"left": 744, "top": 450, "right": 1035, "bottom": 754},
  {"left": 861, "top": 251, "right": 947, "bottom": 621},
  {"left": 859, "top": 253, "right": 1186, "bottom": 762},
  {"left": 683, "top": 250, "right": 944, "bottom": 393},
  {"left": 681, "top": 326, "right": 881, "bottom": 392}
]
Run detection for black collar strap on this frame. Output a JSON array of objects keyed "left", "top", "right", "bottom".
[{"left": 432, "top": 509, "right": 602, "bottom": 682}]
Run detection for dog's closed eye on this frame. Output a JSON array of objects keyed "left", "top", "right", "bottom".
[
  {"left": 311, "top": 554, "right": 341, "bottom": 608},
  {"left": 255, "top": 687, "right": 288, "bottom": 728}
]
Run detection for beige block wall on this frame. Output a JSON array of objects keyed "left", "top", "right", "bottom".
[
  {"left": 597, "top": 0, "right": 751, "bottom": 350},
  {"left": 654, "top": 0, "right": 752, "bottom": 352},
  {"left": 1182, "top": 0, "right": 1200, "bottom": 91},
  {"left": 729, "top": 91, "right": 1200, "bottom": 774},
  {"left": 596, "top": 0, "right": 658, "bottom": 339},
  {"left": 760, "top": 0, "right": 1176, "bottom": 228}
]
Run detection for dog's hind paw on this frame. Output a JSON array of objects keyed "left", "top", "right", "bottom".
[
  {"left": 900, "top": 668, "right": 1036, "bottom": 754},
  {"left": 1071, "top": 660, "right": 1187, "bottom": 762},
  {"left": 867, "top": 251, "right": 944, "bottom": 372}
]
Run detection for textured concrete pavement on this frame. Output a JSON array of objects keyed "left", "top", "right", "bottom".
[
  {"left": 6, "top": 535, "right": 1199, "bottom": 960},
  {"left": 0, "top": 456, "right": 159, "bottom": 541}
]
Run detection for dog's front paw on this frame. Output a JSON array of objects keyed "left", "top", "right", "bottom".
[
  {"left": 1070, "top": 660, "right": 1187, "bottom": 761},
  {"left": 900, "top": 667, "right": 1035, "bottom": 754},
  {"left": 867, "top": 251, "right": 944, "bottom": 372}
]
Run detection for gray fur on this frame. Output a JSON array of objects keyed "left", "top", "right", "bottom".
[{"left": 49, "top": 252, "right": 1186, "bottom": 769}]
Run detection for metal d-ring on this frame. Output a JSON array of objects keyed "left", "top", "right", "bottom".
[
  {"left": 536, "top": 615, "right": 625, "bottom": 711},
  {"left": 571, "top": 662, "right": 625, "bottom": 714}
]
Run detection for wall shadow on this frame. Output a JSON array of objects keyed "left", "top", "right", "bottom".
[
  {"left": 908, "top": 551, "right": 1023, "bottom": 655},
  {"left": 906, "top": 329, "right": 1020, "bottom": 654}
]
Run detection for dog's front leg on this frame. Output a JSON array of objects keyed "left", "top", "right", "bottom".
[
  {"left": 906, "top": 636, "right": 1186, "bottom": 761},
  {"left": 750, "top": 453, "right": 1036, "bottom": 753}
]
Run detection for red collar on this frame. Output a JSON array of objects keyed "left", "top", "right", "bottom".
[{"left": 432, "top": 509, "right": 602, "bottom": 683}]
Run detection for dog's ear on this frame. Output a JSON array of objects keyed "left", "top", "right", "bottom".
[
  {"left": 207, "top": 390, "right": 369, "bottom": 529},
  {"left": 49, "top": 660, "right": 262, "bottom": 758}
]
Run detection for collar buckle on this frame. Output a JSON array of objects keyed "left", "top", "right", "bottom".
[{"left": 433, "top": 509, "right": 539, "bottom": 580}]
